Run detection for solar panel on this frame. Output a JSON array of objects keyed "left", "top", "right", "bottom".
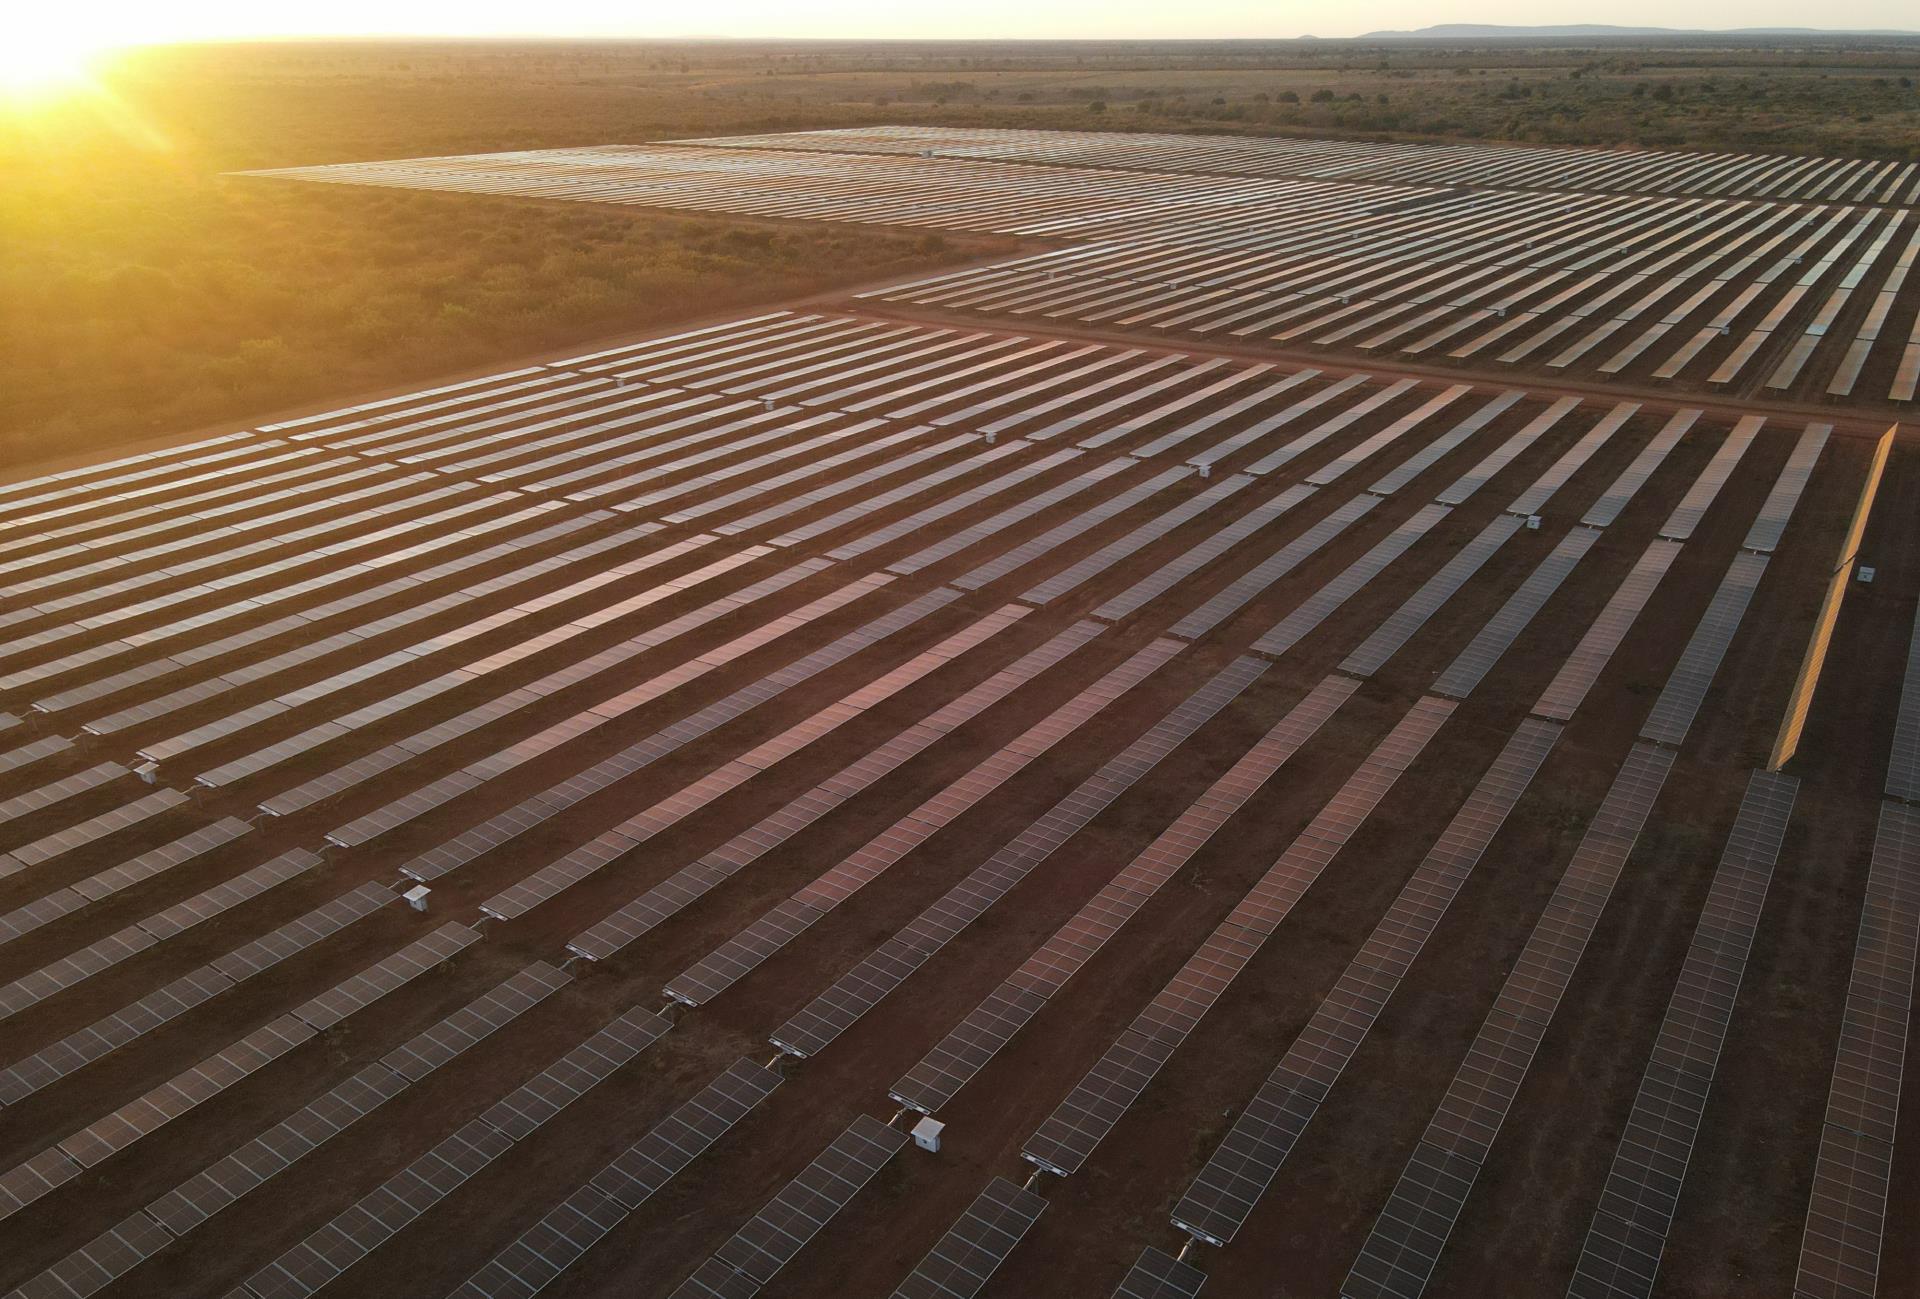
[
  {"left": 29, "top": 1012, "right": 317, "bottom": 1190},
  {"left": 216, "top": 882, "right": 396, "bottom": 982},
  {"left": 1253, "top": 503, "right": 1451, "bottom": 659},
  {"left": 480, "top": 1006, "right": 670, "bottom": 1141},
  {"left": 1365, "top": 391, "right": 1524, "bottom": 497},
  {"left": 366, "top": 576, "right": 933, "bottom": 871},
  {"left": 1581, "top": 408, "right": 1700, "bottom": 527},
  {"left": 1244, "top": 380, "right": 1418, "bottom": 478},
  {"left": 887, "top": 459, "right": 1129, "bottom": 576},
  {"left": 1170, "top": 495, "right": 1380, "bottom": 639},
  {"left": 673, "top": 1115, "right": 907, "bottom": 1298},
  {"left": 1532, "top": 540, "right": 1681, "bottom": 722},
  {"left": 1570, "top": 769, "right": 1797, "bottom": 1299},
  {"left": 383, "top": 961, "right": 570, "bottom": 1081},
  {"left": 1791, "top": 800, "right": 1920, "bottom": 1299},
  {"left": 1112, "top": 1246, "right": 1208, "bottom": 1299},
  {"left": 1186, "top": 374, "right": 1368, "bottom": 472},
  {"left": 1506, "top": 402, "right": 1637, "bottom": 517},
  {"left": 0, "top": 881, "right": 392, "bottom": 1106},
  {"left": 1172, "top": 716, "right": 1560, "bottom": 1248},
  {"left": 1021, "top": 696, "right": 1454, "bottom": 1176},
  {"left": 890, "top": 674, "right": 1357, "bottom": 1115},
  {"left": 271, "top": 553, "right": 830, "bottom": 822},
  {"left": 0, "top": 817, "right": 256, "bottom": 946},
  {"left": 28, "top": 1209, "right": 173, "bottom": 1299},
  {"left": 1095, "top": 484, "right": 1317, "bottom": 623},
  {"left": 1639, "top": 551, "right": 1768, "bottom": 747},
  {"left": 222, "top": 1009, "right": 660, "bottom": 1299},
  {"left": 568, "top": 621, "right": 1103, "bottom": 961},
  {"left": 782, "top": 433, "right": 989, "bottom": 527},
  {"left": 480, "top": 600, "right": 1024, "bottom": 921},
  {"left": 954, "top": 466, "right": 1191, "bottom": 591},
  {"left": 26, "top": 962, "right": 570, "bottom": 1299},
  {"left": 1887, "top": 606, "right": 1920, "bottom": 806},
  {"left": 1022, "top": 474, "right": 1253, "bottom": 606},
  {"left": 772, "top": 653, "right": 1264, "bottom": 1060},
  {"left": 1742, "top": 422, "right": 1830, "bottom": 555},
  {"left": 0, "top": 761, "right": 128, "bottom": 827},
  {"left": 1659, "top": 416, "right": 1761, "bottom": 540},
  {"left": 0, "top": 964, "right": 237, "bottom": 1105},
  {"left": 1340, "top": 514, "right": 1524, "bottom": 679},
  {"left": 1129, "top": 370, "right": 1317, "bottom": 460},
  {"left": 892, "top": 1176, "right": 1049, "bottom": 1299},
  {"left": 449, "top": 1054, "right": 773, "bottom": 1299},
  {"left": 828, "top": 450, "right": 1080, "bottom": 563},
  {"left": 718, "top": 433, "right": 977, "bottom": 539},
  {"left": 1307, "top": 385, "right": 1472, "bottom": 486},
  {"left": 1431, "top": 527, "right": 1598, "bottom": 700},
  {"left": 290, "top": 922, "right": 478, "bottom": 1032},
  {"left": 665, "top": 636, "right": 1183, "bottom": 1007},
  {"left": 1341, "top": 742, "right": 1675, "bottom": 1299}
]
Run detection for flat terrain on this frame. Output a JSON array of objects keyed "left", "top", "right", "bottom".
[
  {"left": 3, "top": 43, "right": 1919, "bottom": 1299},
  {"left": 6, "top": 36, "right": 1918, "bottom": 463},
  {"left": 0, "top": 264, "right": 1913, "bottom": 1299},
  {"left": 253, "top": 126, "right": 1920, "bottom": 414}
]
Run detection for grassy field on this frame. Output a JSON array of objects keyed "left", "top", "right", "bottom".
[{"left": 4, "top": 36, "right": 1917, "bottom": 465}]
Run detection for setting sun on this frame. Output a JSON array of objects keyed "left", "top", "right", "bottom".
[{"left": 0, "top": 19, "right": 107, "bottom": 102}]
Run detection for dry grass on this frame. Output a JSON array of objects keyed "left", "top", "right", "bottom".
[{"left": 4, "top": 36, "right": 1914, "bottom": 465}]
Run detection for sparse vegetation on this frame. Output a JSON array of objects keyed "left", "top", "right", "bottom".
[{"left": 4, "top": 35, "right": 1916, "bottom": 465}]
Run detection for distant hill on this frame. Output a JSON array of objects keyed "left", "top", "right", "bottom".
[{"left": 1358, "top": 22, "right": 1920, "bottom": 38}]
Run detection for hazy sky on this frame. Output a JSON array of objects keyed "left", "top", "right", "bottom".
[{"left": 53, "top": 0, "right": 1920, "bottom": 46}]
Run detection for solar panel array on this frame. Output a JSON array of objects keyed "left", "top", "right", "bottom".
[
  {"left": 672, "top": 1115, "right": 908, "bottom": 1299},
  {"left": 0, "top": 881, "right": 396, "bottom": 1106},
  {"left": 450, "top": 1052, "right": 778, "bottom": 1299},
  {"left": 672, "top": 125, "right": 1920, "bottom": 205},
  {"left": 0, "top": 184, "right": 1900, "bottom": 1299},
  {"left": 662, "top": 635, "right": 1185, "bottom": 1007},
  {"left": 889, "top": 673, "right": 1358, "bottom": 1116},
  {"left": 1170, "top": 717, "right": 1564, "bottom": 1250},
  {"left": 772, "top": 654, "right": 1270, "bottom": 1060},
  {"left": 891, "top": 1176, "right": 1048, "bottom": 1299},
  {"left": 1793, "top": 801, "right": 1920, "bottom": 1299},
  {"left": 1342, "top": 742, "right": 1678, "bottom": 1299},
  {"left": 1790, "top": 599, "right": 1920, "bottom": 1299},
  {"left": 472, "top": 600, "right": 1030, "bottom": 921},
  {"left": 0, "top": 923, "right": 476, "bottom": 1223},
  {"left": 21, "top": 962, "right": 571, "bottom": 1299},
  {"left": 240, "top": 1002, "right": 673, "bottom": 1299},
  {"left": 1019, "top": 697, "right": 1456, "bottom": 1178},
  {"left": 566, "top": 619, "right": 1105, "bottom": 962},
  {"left": 246, "top": 131, "right": 1920, "bottom": 406},
  {"left": 1569, "top": 770, "right": 1799, "bottom": 1299}
]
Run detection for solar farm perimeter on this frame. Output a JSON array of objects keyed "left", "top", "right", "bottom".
[{"left": 0, "top": 125, "right": 1917, "bottom": 1299}]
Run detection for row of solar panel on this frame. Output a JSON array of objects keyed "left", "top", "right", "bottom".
[
  {"left": 869, "top": 185, "right": 1919, "bottom": 401},
  {"left": 677, "top": 125, "right": 1920, "bottom": 206},
  {"left": 897, "top": 402, "right": 1787, "bottom": 1291},
  {"left": 15, "top": 961, "right": 583, "bottom": 1299},
  {"left": 675, "top": 389, "right": 1797, "bottom": 1297},
  {"left": 0, "top": 922, "right": 476, "bottom": 1223},
  {"left": 478, "top": 602, "right": 1036, "bottom": 926},
  {"left": 1082, "top": 399, "right": 1822, "bottom": 1296},
  {"left": 890, "top": 673, "right": 1362, "bottom": 1117},
  {"left": 562, "top": 618, "right": 1107, "bottom": 959}
]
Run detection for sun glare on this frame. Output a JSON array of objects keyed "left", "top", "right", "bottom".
[{"left": 0, "top": 20, "right": 109, "bottom": 104}]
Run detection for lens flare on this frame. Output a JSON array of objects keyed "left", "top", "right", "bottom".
[{"left": 0, "top": 19, "right": 109, "bottom": 104}]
